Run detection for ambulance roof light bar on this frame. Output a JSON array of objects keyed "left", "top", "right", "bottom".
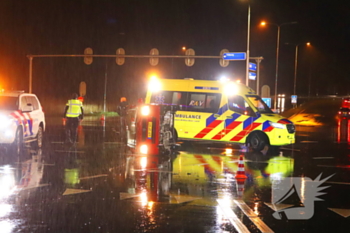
[{"left": 224, "top": 82, "right": 238, "bottom": 96}]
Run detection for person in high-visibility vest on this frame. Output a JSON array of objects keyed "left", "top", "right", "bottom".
[{"left": 63, "top": 93, "right": 84, "bottom": 144}]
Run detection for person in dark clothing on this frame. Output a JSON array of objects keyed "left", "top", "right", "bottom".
[{"left": 63, "top": 93, "right": 84, "bottom": 144}]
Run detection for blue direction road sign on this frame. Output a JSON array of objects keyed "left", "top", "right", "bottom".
[
  {"left": 222, "top": 52, "right": 246, "bottom": 60},
  {"left": 291, "top": 95, "right": 297, "bottom": 104},
  {"left": 249, "top": 62, "right": 257, "bottom": 71},
  {"left": 248, "top": 72, "right": 256, "bottom": 80},
  {"left": 262, "top": 98, "right": 271, "bottom": 108}
]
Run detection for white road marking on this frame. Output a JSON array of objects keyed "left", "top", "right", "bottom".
[
  {"left": 234, "top": 200, "right": 274, "bottom": 233},
  {"left": 79, "top": 174, "right": 108, "bottom": 180},
  {"left": 119, "top": 192, "right": 140, "bottom": 200},
  {"left": 328, "top": 208, "right": 350, "bottom": 218},
  {"left": 264, "top": 203, "right": 294, "bottom": 211},
  {"left": 63, "top": 188, "right": 91, "bottom": 195},
  {"left": 217, "top": 199, "right": 250, "bottom": 233},
  {"left": 325, "top": 181, "right": 350, "bottom": 185},
  {"left": 20, "top": 184, "right": 50, "bottom": 190},
  {"left": 312, "top": 157, "right": 334, "bottom": 159}
]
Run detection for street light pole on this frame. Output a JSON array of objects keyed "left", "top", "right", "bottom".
[
  {"left": 285, "top": 42, "right": 310, "bottom": 97},
  {"left": 293, "top": 44, "right": 299, "bottom": 96},
  {"left": 255, "top": 57, "right": 263, "bottom": 95},
  {"left": 260, "top": 21, "right": 297, "bottom": 111},
  {"left": 274, "top": 25, "right": 280, "bottom": 110},
  {"left": 103, "top": 60, "right": 108, "bottom": 112},
  {"left": 245, "top": 4, "right": 251, "bottom": 86},
  {"left": 29, "top": 56, "right": 33, "bottom": 93}
]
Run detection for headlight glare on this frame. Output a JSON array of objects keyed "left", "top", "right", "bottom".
[
  {"left": 141, "top": 106, "right": 150, "bottom": 116},
  {"left": 269, "top": 121, "right": 286, "bottom": 129},
  {"left": 224, "top": 82, "right": 238, "bottom": 96},
  {"left": 0, "top": 115, "right": 12, "bottom": 128}
]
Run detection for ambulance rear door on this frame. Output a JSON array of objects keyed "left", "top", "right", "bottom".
[{"left": 151, "top": 91, "right": 188, "bottom": 138}]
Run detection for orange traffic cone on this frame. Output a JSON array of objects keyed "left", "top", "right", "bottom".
[
  {"left": 62, "top": 118, "right": 66, "bottom": 126},
  {"left": 235, "top": 154, "right": 247, "bottom": 198},
  {"left": 236, "top": 177, "right": 246, "bottom": 198},
  {"left": 100, "top": 114, "right": 105, "bottom": 121},
  {"left": 235, "top": 154, "right": 247, "bottom": 179}
]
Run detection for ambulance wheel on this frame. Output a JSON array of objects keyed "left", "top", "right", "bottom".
[
  {"left": 12, "top": 127, "right": 23, "bottom": 156},
  {"left": 248, "top": 132, "right": 268, "bottom": 151}
]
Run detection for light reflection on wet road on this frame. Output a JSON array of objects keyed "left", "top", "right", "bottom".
[{"left": 0, "top": 116, "right": 349, "bottom": 233}]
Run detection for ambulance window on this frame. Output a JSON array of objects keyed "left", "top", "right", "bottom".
[
  {"left": 247, "top": 95, "right": 273, "bottom": 113},
  {"left": 171, "top": 92, "right": 187, "bottom": 105},
  {"left": 187, "top": 93, "right": 206, "bottom": 111},
  {"left": 205, "top": 94, "right": 220, "bottom": 113},
  {"left": 228, "top": 95, "right": 248, "bottom": 114},
  {"left": 150, "top": 91, "right": 187, "bottom": 106}
]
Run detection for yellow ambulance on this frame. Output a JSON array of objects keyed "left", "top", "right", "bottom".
[{"left": 145, "top": 78, "right": 295, "bottom": 151}]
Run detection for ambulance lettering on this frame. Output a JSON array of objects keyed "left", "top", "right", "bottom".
[{"left": 175, "top": 114, "right": 201, "bottom": 119}]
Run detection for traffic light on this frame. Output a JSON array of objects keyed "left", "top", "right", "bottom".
[{"left": 84, "top": 48, "right": 93, "bottom": 65}]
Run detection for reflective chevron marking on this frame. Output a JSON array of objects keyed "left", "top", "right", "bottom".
[
  {"left": 194, "top": 119, "right": 223, "bottom": 139},
  {"left": 193, "top": 154, "right": 238, "bottom": 175},
  {"left": 212, "top": 113, "right": 241, "bottom": 140},
  {"left": 231, "top": 122, "right": 261, "bottom": 142},
  {"left": 194, "top": 105, "right": 229, "bottom": 139}
]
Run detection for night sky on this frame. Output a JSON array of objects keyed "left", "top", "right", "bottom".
[{"left": 0, "top": 0, "right": 349, "bottom": 110}]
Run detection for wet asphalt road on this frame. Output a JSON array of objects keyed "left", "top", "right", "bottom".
[{"left": 0, "top": 116, "right": 349, "bottom": 233}]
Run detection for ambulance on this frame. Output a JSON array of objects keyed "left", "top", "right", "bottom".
[{"left": 145, "top": 78, "right": 295, "bottom": 151}]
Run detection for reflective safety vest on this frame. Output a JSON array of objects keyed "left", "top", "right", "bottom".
[{"left": 66, "top": 99, "right": 82, "bottom": 118}]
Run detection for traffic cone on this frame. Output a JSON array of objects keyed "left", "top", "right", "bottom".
[
  {"left": 236, "top": 177, "right": 246, "bottom": 198},
  {"left": 235, "top": 154, "right": 247, "bottom": 179},
  {"left": 62, "top": 118, "right": 66, "bottom": 126},
  {"left": 235, "top": 154, "right": 247, "bottom": 198},
  {"left": 100, "top": 114, "right": 105, "bottom": 121}
]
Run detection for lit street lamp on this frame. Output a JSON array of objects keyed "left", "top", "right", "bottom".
[
  {"left": 260, "top": 21, "right": 297, "bottom": 110},
  {"left": 285, "top": 42, "right": 311, "bottom": 96}
]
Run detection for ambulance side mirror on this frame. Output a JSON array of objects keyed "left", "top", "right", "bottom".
[
  {"left": 245, "top": 106, "right": 255, "bottom": 116},
  {"left": 22, "top": 103, "right": 34, "bottom": 112}
]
